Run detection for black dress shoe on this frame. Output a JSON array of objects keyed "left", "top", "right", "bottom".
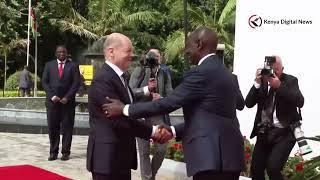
[
  {"left": 61, "top": 154, "right": 70, "bottom": 161},
  {"left": 48, "top": 154, "right": 58, "bottom": 161}
]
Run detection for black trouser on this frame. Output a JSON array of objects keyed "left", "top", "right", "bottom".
[
  {"left": 193, "top": 170, "right": 240, "bottom": 180},
  {"left": 46, "top": 102, "right": 75, "bottom": 155},
  {"left": 92, "top": 171, "right": 131, "bottom": 180},
  {"left": 251, "top": 128, "right": 296, "bottom": 180}
]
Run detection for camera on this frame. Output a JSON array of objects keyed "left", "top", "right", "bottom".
[
  {"left": 261, "top": 56, "right": 276, "bottom": 77},
  {"left": 145, "top": 51, "right": 159, "bottom": 69},
  {"left": 291, "top": 121, "right": 312, "bottom": 155}
]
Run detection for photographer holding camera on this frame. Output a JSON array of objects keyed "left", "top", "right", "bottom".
[
  {"left": 245, "top": 56, "right": 304, "bottom": 180},
  {"left": 129, "top": 48, "right": 173, "bottom": 180}
]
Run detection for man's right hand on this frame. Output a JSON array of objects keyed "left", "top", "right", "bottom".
[
  {"left": 255, "top": 68, "right": 262, "bottom": 84},
  {"left": 153, "top": 124, "right": 173, "bottom": 144},
  {"left": 148, "top": 78, "right": 157, "bottom": 92},
  {"left": 51, "top": 96, "right": 61, "bottom": 103}
]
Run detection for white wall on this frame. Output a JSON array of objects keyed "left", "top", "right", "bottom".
[{"left": 234, "top": 0, "right": 320, "bottom": 158}]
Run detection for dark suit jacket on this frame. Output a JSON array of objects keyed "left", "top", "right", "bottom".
[
  {"left": 86, "top": 63, "right": 152, "bottom": 174},
  {"left": 42, "top": 59, "right": 80, "bottom": 105},
  {"left": 232, "top": 74, "right": 245, "bottom": 111},
  {"left": 128, "top": 55, "right": 245, "bottom": 176},
  {"left": 245, "top": 73, "right": 304, "bottom": 138}
]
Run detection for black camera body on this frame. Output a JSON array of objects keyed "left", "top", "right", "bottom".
[
  {"left": 145, "top": 51, "right": 159, "bottom": 69},
  {"left": 261, "top": 56, "right": 276, "bottom": 77}
]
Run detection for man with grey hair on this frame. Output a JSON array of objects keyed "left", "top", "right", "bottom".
[
  {"left": 245, "top": 56, "right": 304, "bottom": 180},
  {"left": 86, "top": 33, "right": 171, "bottom": 180},
  {"left": 130, "top": 48, "right": 173, "bottom": 180}
]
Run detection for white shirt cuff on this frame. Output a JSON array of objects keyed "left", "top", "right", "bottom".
[
  {"left": 123, "top": 104, "right": 130, "bottom": 116},
  {"left": 254, "top": 81, "right": 261, "bottom": 89},
  {"left": 51, "top": 95, "right": 58, "bottom": 101},
  {"left": 170, "top": 126, "right": 176, "bottom": 138},
  {"left": 143, "top": 86, "right": 150, "bottom": 96},
  {"left": 151, "top": 125, "right": 158, "bottom": 137}
]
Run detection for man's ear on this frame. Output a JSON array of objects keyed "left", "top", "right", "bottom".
[{"left": 107, "top": 48, "right": 115, "bottom": 58}]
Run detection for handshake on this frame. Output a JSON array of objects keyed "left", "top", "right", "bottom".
[{"left": 152, "top": 124, "right": 174, "bottom": 144}]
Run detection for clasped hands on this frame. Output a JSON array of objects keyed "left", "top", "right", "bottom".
[
  {"left": 52, "top": 96, "right": 68, "bottom": 104},
  {"left": 101, "top": 97, "right": 173, "bottom": 144},
  {"left": 152, "top": 124, "right": 173, "bottom": 144}
]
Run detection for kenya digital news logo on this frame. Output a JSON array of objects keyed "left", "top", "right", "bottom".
[{"left": 248, "top": 15, "right": 262, "bottom": 28}]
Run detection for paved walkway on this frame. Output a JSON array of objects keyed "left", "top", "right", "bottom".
[{"left": 0, "top": 133, "right": 174, "bottom": 180}]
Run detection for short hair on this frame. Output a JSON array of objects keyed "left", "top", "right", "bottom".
[
  {"left": 56, "top": 45, "right": 67, "bottom": 50},
  {"left": 103, "top": 34, "right": 122, "bottom": 53}
]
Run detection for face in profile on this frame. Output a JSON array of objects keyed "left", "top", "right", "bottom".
[
  {"left": 55, "top": 47, "right": 67, "bottom": 61},
  {"left": 184, "top": 35, "right": 200, "bottom": 65},
  {"left": 113, "top": 39, "right": 134, "bottom": 71}
]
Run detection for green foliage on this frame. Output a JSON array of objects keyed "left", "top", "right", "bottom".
[
  {"left": 0, "top": 90, "right": 45, "bottom": 97},
  {"left": 5, "top": 71, "right": 40, "bottom": 91}
]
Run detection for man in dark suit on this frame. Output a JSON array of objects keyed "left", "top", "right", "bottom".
[
  {"left": 245, "top": 56, "right": 304, "bottom": 180},
  {"left": 103, "top": 27, "right": 245, "bottom": 180},
  {"left": 42, "top": 45, "right": 80, "bottom": 161},
  {"left": 19, "top": 65, "right": 32, "bottom": 97},
  {"left": 86, "top": 33, "right": 169, "bottom": 180}
]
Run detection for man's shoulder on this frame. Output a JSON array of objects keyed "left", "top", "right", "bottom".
[
  {"left": 282, "top": 73, "right": 298, "bottom": 81},
  {"left": 45, "top": 60, "right": 57, "bottom": 65}
]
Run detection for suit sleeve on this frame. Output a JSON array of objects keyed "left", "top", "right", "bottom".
[
  {"left": 129, "top": 69, "right": 206, "bottom": 119},
  {"left": 233, "top": 75, "right": 245, "bottom": 110},
  {"left": 42, "top": 63, "right": 55, "bottom": 98},
  {"left": 276, "top": 77, "right": 304, "bottom": 108},
  {"left": 90, "top": 77, "right": 152, "bottom": 140},
  {"left": 245, "top": 85, "right": 260, "bottom": 108},
  {"left": 129, "top": 66, "right": 151, "bottom": 100},
  {"left": 174, "top": 123, "right": 184, "bottom": 141},
  {"left": 64, "top": 63, "right": 80, "bottom": 100}
]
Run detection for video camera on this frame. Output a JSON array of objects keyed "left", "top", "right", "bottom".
[
  {"left": 145, "top": 51, "right": 159, "bottom": 69},
  {"left": 261, "top": 56, "right": 276, "bottom": 77}
]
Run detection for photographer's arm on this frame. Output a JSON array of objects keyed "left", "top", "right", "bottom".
[
  {"left": 245, "top": 69, "right": 263, "bottom": 108},
  {"left": 276, "top": 77, "right": 304, "bottom": 108}
]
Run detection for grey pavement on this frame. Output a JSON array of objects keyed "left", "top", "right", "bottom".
[
  {"left": 0, "top": 133, "right": 250, "bottom": 180},
  {"left": 0, "top": 132, "right": 175, "bottom": 180}
]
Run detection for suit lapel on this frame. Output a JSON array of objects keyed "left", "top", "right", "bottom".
[
  {"left": 60, "top": 60, "right": 70, "bottom": 79},
  {"left": 104, "top": 64, "right": 132, "bottom": 104},
  {"left": 53, "top": 60, "right": 60, "bottom": 79}
]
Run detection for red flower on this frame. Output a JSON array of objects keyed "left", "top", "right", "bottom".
[
  {"left": 178, "top": 144, "right": 182, "bottom": 150},
  {"left": 245, "top": 153, "right": 251, "bottom": 160},
  {"left": 295, "top": 161, "right": 304, "bottom": 172},
  {"left": 173, "top": 143, "right": 179, "bottom": 150},
  {"left": 245, "top": 146, "right": 251, "bottom": 152}
]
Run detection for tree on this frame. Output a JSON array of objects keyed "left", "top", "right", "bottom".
[
  {"left": 0, "top": 0, "right": 28, "bottom": 88},
  {"left": 164, "top": 0, "right": 236, "bottom": 68}
]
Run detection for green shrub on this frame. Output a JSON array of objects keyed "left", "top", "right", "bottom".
[
  {"left": 5, "top": 71, "right": 41, "bottom": 90},
  {"left": 0, "top": 90, "right": 46, "bottom": 97}
]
